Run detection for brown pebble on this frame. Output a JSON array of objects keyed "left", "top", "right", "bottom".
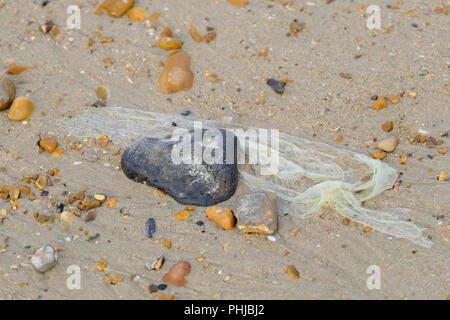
[
  {"left": 204, "top": 30, "right": 217, "bottom": 43},
  {"left": 0, "top": 75, "right": 16, "bottom": 111},
  {"left": 157, "top": 36, "right": 183, "bottom": 50},
  {"left": 162, "top": 261, "right": 191, "bottom": 287},
  {"left": 7, "top": 63, "right": 37, "bottom": 75},
  {"left": 372, "top": 152, "right": 386, "bottom": 160},
  {"left": 372, "top": 96, "right": 387, "bottom": 110},
  {"left": 35, "top": 176, "right": 48, "bottom": 191},
  {"left": 286, "top": 265, "right": 300, "bottom": 280},
  {"left": 99, "top": 0, "right": 134, "bottom": 17},
  {"left": 161, "top": 238, "right": 172, "bottom": 249},
  {"left": 8, "top": 97, "right": 34, "bottom": 120},
  {"left": 381, "top": 121, "right": 393, "bottom": 132},
  {"left": 343, "top": 218, "right": 350, "bottom": 226},
  {"left": 189, "top": 25, "right": 204, "bottom": 42},
  {"left": 159, "top": 51, "right": 194, "bottom": 94},
  {"left": 384, "top": 95, "right": 400, "bottom": 104},
  {"left": 158, "top": 295, "right": 175, "bottom": 300},
  {"left": 148, "top": 284, "right": 158, "bottom": 293},
  {"left": 126, "top": 6, "right": 147, "bottom": 21},
  {"left": 290, "top": 20, "right": 304, "bottom": 37},
  {"left": 96, "top": 86, "right": 109, "bottom": 100},
  {"left": 228, "top": 0, "right": 248, "bottom": 7},
  {"left": 39, "top": 137, "right": 58, "bottom": 153},
  {"left": 206, "top": 206, "right": 236, "bottom": 230},
  {"left": 400, "top": 155, "right": 408, "bottom": 164},
  {"left": 85, "top": 211, "right": 96, "bottom": 222}
]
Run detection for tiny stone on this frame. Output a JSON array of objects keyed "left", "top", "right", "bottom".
[
  {"left": 96, "top": 86, "right": 109, "bottom": 100},
  {"left": 148, "top": 284, "right": 158, "bottom": 293},
  {"left": 206, "top": 207, "right": 236, "bottom": 230},
  {"left": 30, "top": 244, "right": 58, "bottom": 273},
  {"left": 0, "top": 75, "right": 16, "bottom": 111},
  {"left": 372, "top": 152, "right": 386, "bottom": 160},
  {"left": 266, "top": 78, "right": 285, "bottom": 94},
  {"left": 60, "top": 211, "right": 76, "bottom": 224},
  {"left": 235, "top": 192, "right": 278, "bottom": 234},
  {"left": 376, "top": 137, "right": 399, "bottom": 152},
  {"left": 286, "top": 265, "right": 300, "bottom": 280},
  {"left": 381, "top": 121, "right": 393, "bottom": 132},
  {"left": 8, "top": 97, "right": 34, "bottom": 121},
  {"left": 157, "top": 283, "right": 167, "bottom": 290},
  {"left": 372, "top": 96, "right": 387, "bottom": 110},
  {"left": 144, "top": 218, "right": 156, "bottom": 238},
  {"left": 35, "top": 176, "right": 48, "bottom": 191},
  {"left": 39, "top": 137, "right": 58, "bottom": 153}
]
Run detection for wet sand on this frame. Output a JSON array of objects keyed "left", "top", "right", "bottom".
[{"left": 0, "top": 0, "right": 449, "bottom": 299}]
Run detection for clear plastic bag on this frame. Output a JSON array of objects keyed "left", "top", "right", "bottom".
[{"left": 59, "top": 107, "right": 432, "bottom": 247}]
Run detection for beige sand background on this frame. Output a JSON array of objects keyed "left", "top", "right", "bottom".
[{"left": 0, "top": 0, "right": 449, "bottom": 299}]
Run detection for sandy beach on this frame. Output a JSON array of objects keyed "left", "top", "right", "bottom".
[{"left": 0, "top": 0, "right": 449, "bottom": 300}]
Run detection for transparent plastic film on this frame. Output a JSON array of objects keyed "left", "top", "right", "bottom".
[{"left": 58, "top": 107, "right": 432, "bottom": 247}]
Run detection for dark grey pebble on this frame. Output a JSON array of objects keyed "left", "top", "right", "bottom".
[
  {"left": 144, "top": 218, "right": 156, "bottom": 238},
  {"left": 158, "top": 283, "right": 167, "bottom": 290},
  {"left": 266, "top": 78, "right": 285, "bottom": 94},
  {"left": 148, "top": 284, "right": 158, "bottom": 293},
  {"left": 121, "top": 129, "right": 239, "bottom": 206}
]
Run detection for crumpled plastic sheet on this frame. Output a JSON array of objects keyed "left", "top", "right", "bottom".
[{"left": 58, "top": 107, "right": 432, "bottom": 247}]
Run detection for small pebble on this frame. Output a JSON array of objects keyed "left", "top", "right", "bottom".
[
  {"left": 0, "top": 75, "right": 16, "bottom": 111},
  {"left": 372, "top": 96, "right": 387, "bottom": 110},
  {"left": 60, "top": 211, "right": 76, "bottom": 224},
  {"left": 144, "top": 218, "right": 156, "bottom": 238},
  {"left": 385, "top": 95, "right": 400, "bottom": 104},
  {"left": 159, "top": 52, "right": 193, "bottom": 93},
  {"left": 85, "top": 211, "right": 96, "bottom": 222},
  {"left": 228, "top": 0, "right": 248, "bottom": 7},
  {"left": 381, "top": 121, "right": 393, "bottom": 132},
  {"left": 266, "top": 78, "right": 285, "bottom": 94},
  {"left": 7, "top": 63, "right": 37, "bottom": 75},
  {"left": 372, "top": 152, "right": 387, "bottom": 160},
  {"left": 206, "top": 206, "right": 236, "bottom": 230},
  {"left": 157, "top": 283, "right": 167, "bottom": 290},
  {"left": 147, "top": 255, "right": 165, "bottom": 270},
  {"left": 438, "top": 172, "right": 448, "bottom": 181},
  {"left": 8, "top": 97, "right": 34, "bottom": 121},
  {"left": 376, "top": 137, "right": 399, "bottom": 152},
  {"left": 99, "top": 0, "right": 134, "bottom": 17},
  {"left": 174, "top": 209, "right": 190, "bottom": 221},
  {"left": 148, "top": 284, "right": 158, "bottom": 293},
  {"left": 96, "top": 86, "right": 109, "bottom": 100},
  {"left": 39, "top": 137, "right": 58, "bottom": 153},
  {"left": 286, "top": 265, "right": 300, "bottom": 280},
  {"left": 161, "top": 238, "right": 172, "bottom": 249},
  {"left": 127, "top": 6, "right": 147, "bottom": 21},
  {"left": 162, "top": 261, "right": 191, "bottom": 287},
  {"left": 30, "top": 244, "right": 58, "bottom": 273},
  {"left": 35, "top": 176, "right": 48, "bottom": 191}
]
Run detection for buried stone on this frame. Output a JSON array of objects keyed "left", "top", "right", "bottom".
[
  {"left": 121, "top": 128, "right": 238, "bottom": 206},
  {"left": 236, "top": 192, "right": 278, "bottom": 234}
]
